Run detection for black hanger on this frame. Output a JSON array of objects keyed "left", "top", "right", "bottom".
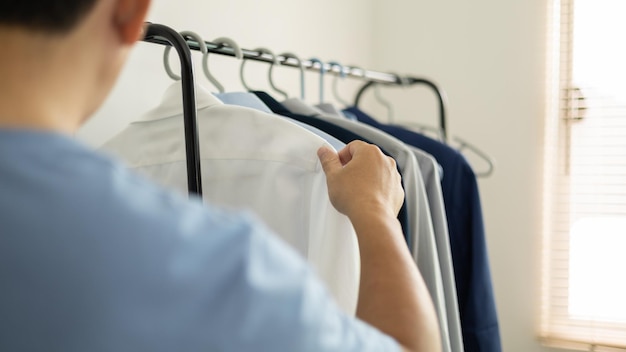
[{"left": 354, "top": 76, "right": 495, "bottom": 177}]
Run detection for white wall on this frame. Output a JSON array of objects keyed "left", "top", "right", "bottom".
[
  {"left": 370, "top": 1, "right": 569, "bottom": 351},
  {"left": 78, "top": 0, "right": 376, "bottom": 146},
  {"left": 80, "top": 1, "right": 570, "bottom": 351}
]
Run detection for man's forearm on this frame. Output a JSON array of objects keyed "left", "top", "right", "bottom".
[{"left": 350, "top": 209, "right": 441, "bottom": 352}]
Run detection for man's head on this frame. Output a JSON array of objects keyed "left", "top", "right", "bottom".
[
  {"left": 0, "top": 1, "right": 100, "bottom": 33},
  {"left": 0, "top": 0, "right": 151, "bottom": 132}
]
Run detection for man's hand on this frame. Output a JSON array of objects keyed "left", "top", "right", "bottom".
[
  {"left": 317, "top": 141, "right": 442, "bottom": 352},
  {"left": 317, "top": 141, "right": 404, "bottom": 220}
]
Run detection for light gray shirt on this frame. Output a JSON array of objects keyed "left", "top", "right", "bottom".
[{"left": 410, "top": 147, "right": 463, "bottom": 352}]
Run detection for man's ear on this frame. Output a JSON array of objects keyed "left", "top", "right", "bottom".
[{"left": 113, "top": 0, "right": 151, "bottom": 44}]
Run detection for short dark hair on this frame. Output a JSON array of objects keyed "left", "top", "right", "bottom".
[{"left": 0, "top": 0, "right": 99, "bottom": 33}]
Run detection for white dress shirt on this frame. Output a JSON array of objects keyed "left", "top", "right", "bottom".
[{"left": 101, "top": 83, "right": 360, "bottom": 314}]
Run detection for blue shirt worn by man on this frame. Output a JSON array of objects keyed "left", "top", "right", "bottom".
[{"left": 0, "top": 129, "right": 399, "bottom": 352}]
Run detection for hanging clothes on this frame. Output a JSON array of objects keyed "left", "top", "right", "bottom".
[
  {"left": 315, "top": 103, "right": 348, "bottom": 118},
  {"left": 100, "top": 82, "right": 362, "bottom": 315},
  {"left": 253, "top": 91, "right": 412, "bottom": 246},
  {"left": 213, "top": 92, "right": 274, "bottom": 114},
  {"left": 345, "top": 106, "right": 502, "bottom": 352},
  {"left": 281, "top": 99, "right": 429, "bottom": 253},
  {"left": 214, "top": 92, "right": 346, "bottom": 150},
  {"left": 312, "top": 115, "right": 464, "bottom": 352},
  {"left": 279, "top": 98, "right": 462, "bottom": 352}
]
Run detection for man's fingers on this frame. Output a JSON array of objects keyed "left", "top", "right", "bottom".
[
  {"left": 338, "top": 140, "right": 369, "bottom": 165},
  {"left": 321, "top": 141, "right": 384, "bottom": 172},
  {"left": 317, "top": 146, "right": 343, "bottom": 175},
  {"left": 337, "top": 146, "right": 354, "bottom": 166}
]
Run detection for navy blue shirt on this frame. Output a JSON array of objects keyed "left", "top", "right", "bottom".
[
  {"left": 345, "top": 107, "right": 502, "bottom": 352},
  {"left": 253, "top": 92, "right": 411, "bottom": 246}
]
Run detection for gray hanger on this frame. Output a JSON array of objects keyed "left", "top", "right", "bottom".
[
  {"left": 202, "top": 37, "right": 244, "bottom": 93},
  {"left": 276, "top": 52, "right": 305, "bottom": 100},
  {"left": 163, "top": 30, "right": 207, "bottom": 81},
  {"left": 396, "top": 76, "right": 495, "bottom": 177},
  {"left": 308, "top": 58, "right": 326, "bottom": 104},
  {"left": 454, "top": 137, "right": 495, "bottom": 177},
  {"left": 240, "top": 47, "right": 288, "bottom": 99},
  {"left": 327, "top": 61, "right": 350, "bottom": 106}
]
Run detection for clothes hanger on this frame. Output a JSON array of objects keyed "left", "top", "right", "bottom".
[
  {"left": 395, "top": 76, "right": 495, "bottom": 176},
  {"left": 405, "top": 123, "right": 496, "bottom": 177},
  {"left": 308, "top": 58, "right": 326, "bottom": 104},
  {"left": 351, "top": 72, "right": 396, "bottom": 122},
  {"left": 355, "top": 76, "right": 448, "bottom": 140},
  {"left": 276, "top": 52, "right": 305, "bottom": 100},
  {"left": 391, "top": 74, "right": 444, "bottom": 138},
  {"left": 453, "top": 137, "right": 496, "bottom": 177},
  {"left": 202, "top": 37, "right": 244, "bottom": 93},
  {"left": 373, "top": 84, "right": 395, "bottom": 123},
  {"left": 240, "top": 48, "right": 288, "bottom": 99},
  {"left": 327, "top": 61, "right": 350, "bottom": 107},
  {"left": 368, "top": 75, "right": 496, "bottom": 177},
  {"left": 163, "top": 31, "right": 208, "bottom": 81}
]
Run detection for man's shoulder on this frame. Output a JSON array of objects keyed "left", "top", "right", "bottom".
[{"left": 0, "top": 129, "right": 260, "bottom": 247}]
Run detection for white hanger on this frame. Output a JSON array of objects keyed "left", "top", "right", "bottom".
[
  {"left": 202, "top": 37, "right": 244, "bottom": 93},
  {"left": 163, "top": 31, "right": 207, "bottom": 81}
]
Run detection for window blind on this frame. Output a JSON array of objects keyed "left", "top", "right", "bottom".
[{"left": 541, "top": 0, "right": 626, "bottom": 350}]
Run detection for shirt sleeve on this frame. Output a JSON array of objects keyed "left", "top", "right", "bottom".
[
  {"left": 0, "top": 135, "right": 400, "bottom": 352},
  {"left": 149, "top": 199, "right": 402, "bottom": 352}
]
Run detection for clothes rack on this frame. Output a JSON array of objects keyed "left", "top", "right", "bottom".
[
  {"left": 142, "top": 28, "right": 408, "bottom": 85},
  {"left": 142, "top": 23, "right": 203, "bottom": 196},
  {"left": 140, "top": 22, "right": 460, "bottom": 195}
]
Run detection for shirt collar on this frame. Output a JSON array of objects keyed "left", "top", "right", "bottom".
[
  {"left": 343, "top": 106, "right": 382, "bottom": 127},
  {"left": 137, "top": 82, "right": 223, "bottom": 122},
  {"left": 252, "top": 91, "right": 292, "bottom": 115},
  {"left": 282, "top": 98, "right": 325, "bottom": 117}
]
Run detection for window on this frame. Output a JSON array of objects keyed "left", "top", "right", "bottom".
[{"left": 542, "top": 0, "right": 626, "bottom": 350}]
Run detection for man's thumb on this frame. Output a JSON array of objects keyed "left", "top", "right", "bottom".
[{"left": 317, "top": 146, "right": 342, "bottom": 175}]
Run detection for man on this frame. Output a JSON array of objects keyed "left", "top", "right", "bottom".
[{"left": 0, "top": 1, "right": 441, "bottom": 351}]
